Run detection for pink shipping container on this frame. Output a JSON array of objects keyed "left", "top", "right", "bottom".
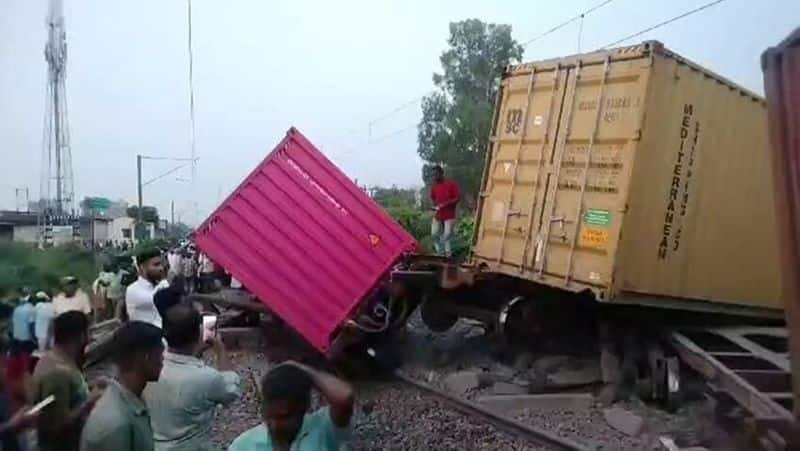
[{"left": 194, "top": 128, "right": 417, "bottom": 354}]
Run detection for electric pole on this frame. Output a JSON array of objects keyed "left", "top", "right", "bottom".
[
  {"left": 136, "top": 154, "right": 197, "bottom": 241},
  {"left": 137, "top": 154, "right": 143, "bottom": 227}
]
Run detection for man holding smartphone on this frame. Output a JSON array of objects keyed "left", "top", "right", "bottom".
[{"left": 143, "top": 294, "right": 241, "bottom": 451}]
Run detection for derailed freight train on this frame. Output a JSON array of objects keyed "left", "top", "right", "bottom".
[
  {"left": 400, "top": 40, "right": 784, "bottom": 339},
  {"left": 196, "top": 40, "right": 784, "bottom": 356}
]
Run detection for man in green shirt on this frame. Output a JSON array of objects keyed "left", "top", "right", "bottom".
[
  {"left": 144, "top": 297, "right": 242, "bottom": 451},
  {"left": 29, "top": 311, "right": 100, "bottom": 451},
  {"left": 228, "top": 361, "right": 354, "bottom": 451},
  {"left": 80, "top": 321, "right": 164, "bottom": 451}
]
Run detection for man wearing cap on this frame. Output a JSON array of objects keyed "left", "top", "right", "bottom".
[
  {"left": 53, "top": 277, "right": 92, "bottom": 317},
  {"left": 125, "top": 246, "right": 167, "bottom": 328}
]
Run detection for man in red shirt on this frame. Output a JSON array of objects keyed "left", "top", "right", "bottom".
[{"left": 429, "top": 165, "right": 461, "bottom": 257}]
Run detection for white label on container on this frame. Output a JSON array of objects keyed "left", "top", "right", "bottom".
[
  {"left": 533, "top": 115, "right": 543, "bottom": 126},
  {"left": 491, "top": 201, "right": 505, "bottom": 223},
  {"left": 534, "top": 237, "right": 544, "bottom": 263},
  {"left": 589, "top": 271, "right": 601, "bottom": 281},
  {"left": 503, "top": 162, "right": 512, "bottom": 173}
]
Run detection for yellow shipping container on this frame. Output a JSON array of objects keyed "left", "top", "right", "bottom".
[{"left": 472, "top": 41, "right": 781, "bottom": 317}]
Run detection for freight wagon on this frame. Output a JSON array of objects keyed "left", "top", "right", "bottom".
[
  {"left": 398, "top": 41, "right": 785, "bottom": 338},
  {"left": 196, "top": 40, "right": 784, "bottom": 358}
]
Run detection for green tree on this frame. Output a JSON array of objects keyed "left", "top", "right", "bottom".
[
  {"left": 371, "top": 186, "right": 418, "bottom": 209},
  {"left": 418, "top": 19, "right": 523, "bottom": 207}
]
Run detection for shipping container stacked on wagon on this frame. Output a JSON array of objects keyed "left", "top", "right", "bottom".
[
  {"left": 417, "top": 40, "right": 783, "bottom": 320},
  {"left": 193, "top": 39, "right": 795, "bottom": 447}
]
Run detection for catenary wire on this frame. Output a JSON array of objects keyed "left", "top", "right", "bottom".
[{"left": 601, "top": 0, "right": 726, "bottom": 49}]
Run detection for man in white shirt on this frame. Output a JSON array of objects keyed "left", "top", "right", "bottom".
[
  {"left": 197, "top": 254, "right": 215, "bottom": 293},
  {"left": 34, "top": 291, "right": 55, "bottom": 350},
  {"left": 53, "top": 277, "right": 93, "bottom": 316},
  {"left": 125, "top": 246, "right": 167, "bottom": 328},
  {"left": 166, "top": 249, "right": 182, "bottom": 283}
]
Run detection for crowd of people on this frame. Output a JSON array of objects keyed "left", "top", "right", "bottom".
[{"left": 0, "top": 245, "right": 355, "bottom": 451}]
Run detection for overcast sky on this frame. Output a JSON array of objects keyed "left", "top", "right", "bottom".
[{"left": 1, "top": 0, "right": 797, "bottom": 224}]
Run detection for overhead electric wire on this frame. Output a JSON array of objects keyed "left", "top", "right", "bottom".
[
  {"left": 368, "top": 95, "right": 430, "bottom": 127},
  {"left": 601, "top": 0, "right": 727, "bottom": 49},
  {"left": 142, "top": 164, "right": 191, "bottom": 187},
  {"left": 331, "top": 0, "right": 617, "bottom": 156},
  {"left": 521, "top": 0, "right": 616, "bottom": 48},
  {"left": 187, "top": 0, "right": 198, "bottom": 222},
  {"left": 336, "top": 0, "right": 724, "bottom": 158},
  {"left": 334, "top": 124, "right": 417, "bottom": 158}
]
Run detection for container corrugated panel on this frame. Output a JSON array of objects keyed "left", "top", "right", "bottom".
[
  {"left": 762, "top": 29, "right": 800, "bottom": 406},
  {"left": 195, "top": 128, "right": 417, "bottom": 354},
  {"left": 473, "top": 41, "right": 782, "bottom": 315}
]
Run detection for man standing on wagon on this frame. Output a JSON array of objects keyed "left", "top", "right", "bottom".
[{"left": 430, "top": 165, "right": 461, "bottom": 258}]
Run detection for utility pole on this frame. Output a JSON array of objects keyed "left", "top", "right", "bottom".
[
  {"left": 14, "top": 188, "right": 30, "bottom": 212},
  {"left": 89, "top": 206, "right": 95, "bottom": 250},
  {"left": 136, "top": 154, "right": 197, "bottom": 241},
  {"left": 171, "top": 201, "right": 175, "bottom": 225},
  {"left": 137, "top": 154, "right": 143, "bottom": 227}
]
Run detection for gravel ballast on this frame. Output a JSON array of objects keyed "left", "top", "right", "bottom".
[{"left": 208, "top": 349, "right": 555, "bottom": 450}]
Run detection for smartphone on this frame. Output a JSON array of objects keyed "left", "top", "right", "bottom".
[
  {"left": 28, "top": 395, "right": 55, "bottom": 415},
  {"left": 202, "top": 315, "right": 217, "bottom": 342}
]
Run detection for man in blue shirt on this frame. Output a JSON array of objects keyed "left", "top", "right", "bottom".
[
  {"left": 10, "top": 287, "right": 36, "bottom": 352},
  {"left": 228, "top": 361, "right": 354, "bottom": 451}
]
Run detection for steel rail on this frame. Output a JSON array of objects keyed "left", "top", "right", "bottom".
[{"left": 393, "top": 372, "right": 591, "bottom": 451}]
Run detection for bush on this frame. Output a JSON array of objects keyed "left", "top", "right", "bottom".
[
  {"left": 451, "top": 214, "right": 475, "bottom": 261},
  {"left": 0, "top": 242, "right": 98, "bottom": 299},
  {"left": 382, "top": 204, "right": 475, "bottom": 262},
  {"left": 384, "top": 204, "right": 432, "bottom": 243}
]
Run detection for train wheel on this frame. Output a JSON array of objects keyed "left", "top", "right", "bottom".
[
  {"left": 420, "top": 298, "right": 458, "bottom": 333},
  {"left": 497, "top": 296, "right": 543, "bottom": 343}
]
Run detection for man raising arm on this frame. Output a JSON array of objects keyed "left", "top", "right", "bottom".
[
  {"left": 125, "top": 247, "right": 167, "bottom": 328},
  {"left": 228, "top": 361, "right": 354, "bottom": 451}
]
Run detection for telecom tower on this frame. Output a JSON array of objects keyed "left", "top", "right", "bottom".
[{"left": 39, "top": 0, "right": 76, "bottom": 243}]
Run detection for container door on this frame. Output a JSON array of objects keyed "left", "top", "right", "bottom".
[
  {"left": 473, "top": 66, "right": 569, "bottom": 271},
  {"left": 534, "top": 56, "right": 649, "bottom": 288}
]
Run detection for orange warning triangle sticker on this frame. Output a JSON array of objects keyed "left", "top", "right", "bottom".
[{"left": 368, "top": 234, "right": 381, "bottom": 247}]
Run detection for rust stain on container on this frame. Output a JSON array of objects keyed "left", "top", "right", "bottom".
[{"left": 473, "top": 41, "right": 782, "bottom": 315}]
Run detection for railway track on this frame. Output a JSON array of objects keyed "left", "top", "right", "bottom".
[{"left": 393, "top": 372, "right": 591, "bottom": 451}]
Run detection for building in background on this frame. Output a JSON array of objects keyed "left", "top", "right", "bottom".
[
  {"left": 1, "top": 198, "right": 156, "bottom": 247},
  {"left": 0, "top": 210, "right": 76, "bottom": 245}
]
